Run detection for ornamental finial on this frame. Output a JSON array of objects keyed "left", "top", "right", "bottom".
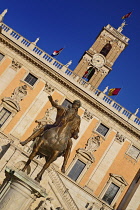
[
  {"left": 117, "top": 20, "right": 127, "bottom": 33},
  {"left": 32, "top": 37, "right": 40, "bottom": 45}
]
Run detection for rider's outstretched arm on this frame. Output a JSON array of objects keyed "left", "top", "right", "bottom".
[
  {"left": 48, "top": 95, "right": 64, "bottom": 111},
  {"left": 48, "top": 95, "right": 60, "bottom": 108}
]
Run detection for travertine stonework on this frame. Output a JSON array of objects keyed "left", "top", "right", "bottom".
[{"left": 0, "top": 19, "right": 139, "bottom": 210}]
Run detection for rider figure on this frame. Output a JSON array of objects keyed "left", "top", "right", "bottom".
[{"left": 20, "top": 95, "right": 81, "bottom": 172}]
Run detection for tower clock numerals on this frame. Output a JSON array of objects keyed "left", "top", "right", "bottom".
[{"left": 91, "top": 53, "right": 106, "bottom": 68}]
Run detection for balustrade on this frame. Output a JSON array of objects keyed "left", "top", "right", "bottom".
[
  {"left": 0, "top": 22, "right": 140, "bottom": 129},
  {"left": 33, "top": 46, "right": 43, "bottom": 55}
]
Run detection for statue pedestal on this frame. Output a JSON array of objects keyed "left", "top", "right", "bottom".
[{"left": 0, "top": 166, "right": 47, "bottom": 210}]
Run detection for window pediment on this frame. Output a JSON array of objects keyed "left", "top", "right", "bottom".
[
  {"left": 77, "top": 148, "right": 95, "bottom": 163},
  {"left": 109, "top": 173, "right": 128, "bottom": 186},
  {"left": 2, "top": 97, "right": 20, "bottom": 112}
]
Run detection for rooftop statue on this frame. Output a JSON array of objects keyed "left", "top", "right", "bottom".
[
  {"left": 21, "top": 95, "right": 81, "bottom": 182},
  {"left": 103, "top": 86, "right": 109, "bottom": 94},
  {"left": 117, "top": 20, "right": 127, "bottom": 33},
  {"left": 134, "top": 108, "right": 139, "bottom": 116},
  {"left": 0, "top": 9, "right": 8, "bottom": 22},
  {"left": 32, "top": 37, "right": 40, "bottom": 45},
  {"left": 65, "top": 60, "right": 72, "bottom": 68}
]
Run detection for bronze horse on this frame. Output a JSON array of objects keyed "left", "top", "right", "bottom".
[{"left": 22, "top": 97, "right": 81, "bottom": 182}]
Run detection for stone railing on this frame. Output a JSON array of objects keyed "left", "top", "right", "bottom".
[
  {"left": 0, "top": 22, "right": 140, "bottom": 130},
  {"left": 59, "top": 172, "right": 113, "bottom": 210},
  {"left": 47, "top": 166, "right": 79, "bottom": 210}
]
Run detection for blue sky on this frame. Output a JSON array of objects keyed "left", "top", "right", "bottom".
[{"left": 1, "top": 0, "right": 140, "bottom": 117}]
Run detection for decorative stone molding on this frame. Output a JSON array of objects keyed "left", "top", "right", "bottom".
[
  {"left": 76, "top": 136, "right": 100, "bottom": 163},
  {"left": 10, "top": 59, "right": 22, "bottom": 71},
  {"left": 0, "top": 132, "right": 9, "bottom": 139},
  {"left": 83, "top": 109, "right": 94, "bottom": 121},
  {"left": 33, "top": 110, "right": 49, "bottom": 131},
  {"left": 115, "top": 132, "right": 125, "bottom": 143},
  {"left": 85, "top": 135, "right": 100, "bottom": 152},
  {"left": 44, "top": 82, "right": 54, "bottom": 94},
  {"left": 38, "top": 197, "right": 56, "bottom": 210},
  {"left": 0, "top": 136, "right": 13, "bottom": 158},
  {"left": 1, "top": 85, "right": 27, "bottom": 113},
  {"left": 85, "top": 202, "right": 106, "bottom": 210},
  {"left": 2, "top": 97, "right": 20, "bottom": 112},
  {"left": 109, "top": 173, "right": 128, "bottom": 186},
  {"left": 33, "top": 105, "right": 57, "bottom": 132},
  {"left": 77, "top": 148, "right": 95, "bottom": 163},
  {"left": 10, "top": 84, "right": 27, "bottom": 103},
  {"left": 0, "top": 137, "right": 12, "bottom": 145},
  {"left": 83, "top": 54, "right": 91, "bottom": 63},
  {"left": 101, "top": 31, "right": 116, "bottom": 41},
  {"left": 38, "top": 197, "right": 64, "bottom": 210}
]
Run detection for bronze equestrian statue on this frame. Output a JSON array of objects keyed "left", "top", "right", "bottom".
[{"left": 21, "top": 96, "right": 81, "bottom": 182}]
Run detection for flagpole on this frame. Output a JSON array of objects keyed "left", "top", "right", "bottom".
[
  {"left": 56, "top": 47, "right": 64, "bottom": 58},
  {"left": 113, "top": 86, "right": 123, "bottom": 102}
]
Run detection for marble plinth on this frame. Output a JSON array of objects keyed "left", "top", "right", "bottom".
[{"left": 0, "top": 166, "right": 47, "bottom": 210}]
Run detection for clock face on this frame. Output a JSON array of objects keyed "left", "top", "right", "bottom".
[{"left": 91, "top": 54, "right": 105, "bottom": 68}]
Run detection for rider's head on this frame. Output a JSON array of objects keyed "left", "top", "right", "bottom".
[{"left": 72, "top": 100, "right": 81, "bottom": 110}]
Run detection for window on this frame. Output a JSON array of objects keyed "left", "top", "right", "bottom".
[
  {"left": 24, "top": 73, "right": 38, "bottom": 86},
  {"left": 68, "top": 159, "right": 86, "bottom": 181},
  {"left": 100, "top": 174, "right": 127, "bottom": 206},
  {"left": 0, "top": 108, "right": 11, "bottom": 128},
  {"left": 102, "top": 183, "right": 120, "bottom": 205},
  {"left": 100, "top": 43, "right": 112, "bottom": 57},
  {"left": 83, "top": 67, "right": 95, "bottom": 82},
  {"left": 96, "top": 123, "right": 109, "bottom": 136},
  {"left": 0, "top": 53, "right": 4, "bottom": 61},
  {"left": 127, "top": 145, "right": 140, "bottom": 160},
  {"left": 62, "top": 99, "right": 72, "bottom": 108}
]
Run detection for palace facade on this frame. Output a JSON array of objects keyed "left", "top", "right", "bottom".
[{"left": 0, "top": 10, "right": 140, "bottom": 210}]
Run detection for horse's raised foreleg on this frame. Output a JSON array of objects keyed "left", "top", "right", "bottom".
[
  {"left": 35, "top": 150, "right": 59, "bottom": 182},
  {"left": 22, "top": 139, "right": 44, "bottom": 172},
  {"left": 61, "top": 138, "right": 72, "bottom": 173}
]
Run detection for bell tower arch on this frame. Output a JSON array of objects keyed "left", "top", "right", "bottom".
[{"left": 74, "top": 24, "right": 130, "bottom": 88}]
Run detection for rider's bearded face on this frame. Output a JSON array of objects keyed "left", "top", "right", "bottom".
[{"left": 72, "top": 101, "right": 81, "bottom": 109}]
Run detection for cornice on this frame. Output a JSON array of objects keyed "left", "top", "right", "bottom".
[
  {"left": 103, "top": 26, "right": 129, "bottom": 46},
  {"left": 0, "top": 34, "right": 139, "bottom": 138}
]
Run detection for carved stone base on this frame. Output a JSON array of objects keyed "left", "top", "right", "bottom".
[{"left": 0, "top": 166, "right": 47, "bottom": 210}]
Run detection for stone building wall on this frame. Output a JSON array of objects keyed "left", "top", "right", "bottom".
[{"left": 0, "top": 21, "right": 140, "bottom": 210}]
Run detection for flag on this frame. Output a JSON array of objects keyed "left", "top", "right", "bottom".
[
  {"left": 122, "top": 12, "right": 132, "bottom": 19},
  {"left": 108, "top": 88, "right": 121, "bottom": 96},
  {"left": 83, "top": 67, "right": 94, "bottom": 82},
  {"left": 51, "top": 48, "right": 64, "bottom": 56}
]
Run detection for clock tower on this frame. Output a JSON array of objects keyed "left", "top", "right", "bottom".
[{"left": 74, "top": 23, "right": 130, "bottom": 88}]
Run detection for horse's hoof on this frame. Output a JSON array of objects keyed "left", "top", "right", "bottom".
[
  {"left": 22, "top": 167, "right": 26, "bottom": 172},
  {"left": 35, "top": 177, "right": 41, "bottom": 183},
  {"left": 20, "top": 141, "right": 26, "bottom": 146},
  {"left": 61, "top": 167, "right": 65, "bottom": 173}
]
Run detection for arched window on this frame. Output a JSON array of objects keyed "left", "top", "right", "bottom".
[
  {"left": 100, "top": 43, "right": 112, "bottom": 57},
  {"left": 83, "top": 67, "right": 95, "bottom": 82}
]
